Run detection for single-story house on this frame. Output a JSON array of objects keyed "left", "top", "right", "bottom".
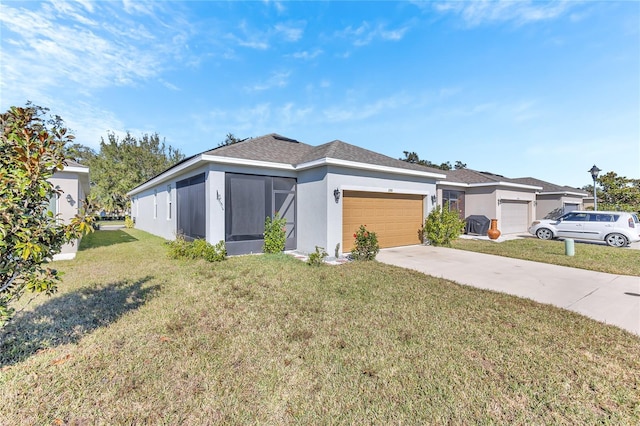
[
  {"left": 436, "top": 169, "right": 542, "bottom": 235},
  {"left": 127, "top": 134, "right": 446, "bottom": 256},
  {"left": 49, "top": 160, "right": 90, "bottom": 260},
  {"left": 510, "top": 177, "right": 588, "bottom": 219}
]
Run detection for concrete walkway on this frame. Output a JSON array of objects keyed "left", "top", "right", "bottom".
[{"left": 377, "top": 245, "right": 640, "bottom": 336}]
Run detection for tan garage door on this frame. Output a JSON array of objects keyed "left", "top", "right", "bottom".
[
  {"left": 500, "top": 200, "right": 530, "bottom": 234},
  {"left": 342, "top": 191, "right": 424, "bottom": 251}
]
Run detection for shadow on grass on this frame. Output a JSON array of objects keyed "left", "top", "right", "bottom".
[
  {"left": 0, "top": 276, "right": 159, "bottom": 367},
  {"left": 79, "top": 229, "right": 138, "bottom": 251}
]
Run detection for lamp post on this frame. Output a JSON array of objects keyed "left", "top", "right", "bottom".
[{"left": 589, "top": 164, "right": 601, "bottom": 211}]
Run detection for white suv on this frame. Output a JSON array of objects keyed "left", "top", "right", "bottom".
[{"left": 529, "top": 211, "right": 640, "bottom": 247}]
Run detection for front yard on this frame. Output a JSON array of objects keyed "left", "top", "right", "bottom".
[
  {"left": 451, "top": 237, "right": 640, "bottom": 276},
  {"left": 1, "top": 229, "right": 639, "bottom": 424}
]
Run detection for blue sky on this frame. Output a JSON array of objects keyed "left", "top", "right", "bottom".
[{"left": 1, "top": 1, "right": 638, "bottom": 188}]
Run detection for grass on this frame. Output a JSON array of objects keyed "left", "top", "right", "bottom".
[
  {"left": 1, "top": 229, "right": 639, "bottom": 424},
  {"left": 451, "top": 237, "right": 640, "bottom": 276}
]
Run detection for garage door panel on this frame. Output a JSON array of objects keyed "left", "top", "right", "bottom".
[
  {"left": 342, "top": 191, "right": 423, "bottom": 251},
  {"left": 500, "top": 201, "right": 529, "bottom": 234}
]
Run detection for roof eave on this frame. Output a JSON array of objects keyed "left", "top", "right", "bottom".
[
  {"left": 297, "top": 158, "right": 446, "bottom": 179},
  {"left": 539, "top": 191, "right": 588, "bottom": 196},
  {"left": 438, "top": 180, "right": 542, "bottom": 190}
]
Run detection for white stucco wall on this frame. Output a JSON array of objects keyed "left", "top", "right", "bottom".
[
  {"left": 297, "top": 165, "right": 437, "bottom": 256},
  {"left": 535, "top": 194, "right": 584, "bottom": 219},
  {"left": 49, "top": 169, "right": 89, "bottom": 260},
  {"left": 131, "top": 166, "right": 212, "bottom": 241},
  {"left": 130, "top": 160, "right": 438, "bottom": 256},
  {"left": 297, "top": 168, "right": 330, "bottom": 255}
]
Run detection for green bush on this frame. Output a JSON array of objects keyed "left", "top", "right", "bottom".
[
  {"left": 166, "top": 235, "right": 226, "bottom": 262},
  {"left": 423, "top": 204, "right": 465, "bottom": 247},
  {"left": 263, "top": 212, "right": 287, "bottom": 253},
  {"left": 351, "top": 225, "right": 379, "bottom": 261},
  {"left": 124, "top": 216, "right": 135, "bottom": 229},
  {"left": 307, "top": 246, "right": 328, "bottom": 266}
]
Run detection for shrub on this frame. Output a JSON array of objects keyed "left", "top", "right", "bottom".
[
  {"left": 351, "top": 225, "right": 379, "bottom": 261},
  {"left": 263, "top": 212, "right": 286, "bottom": 253},
  {"left": 124, "top": 216, "right": 135, "bottom": 228},
  {"left": 307, "top": 246, "right": 328, "bottom": 266},
  {"left": 423, "top": 204, "right": 465, "bottom": 247},
  {"left": 167, "top": 235, "right": 226, "bottom": 262}
]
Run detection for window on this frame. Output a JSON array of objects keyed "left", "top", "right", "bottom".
[
  {"left": 167, "top": 185, "right": 172, "bottom": 220},
  {"left": 563, "top": 212, "right": 588, "bottom": 221},
  {"left": 442, "top": 190, "right": 465, "bottom": 219},
  {"left": 48, "top": 193, "right": 58, "bottom": 216}
]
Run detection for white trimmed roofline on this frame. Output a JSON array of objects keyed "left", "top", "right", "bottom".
[
  {"left": 539, "top": 191, "right": 588, "bottom": 196},
  {"left": 297, "top": 157, "right": 446, "bottom": 179},
  {"left": 60, "top": 166, "right": 89, "bottom": 174},
  {"left": 438, "top": 180, "right": 542, "bottom": 191},
  {"left": 128, "top": 155, "right": 203, "bottom": 195},
  {"left": 128, "top": 154, "right": 445, "bottom": 196}
]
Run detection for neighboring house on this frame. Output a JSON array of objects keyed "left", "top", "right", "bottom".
[
  {"left": 436, "top": 169, "right": 542, "bottom": 235},
  {"left": 49, "top": 160, "right": 90, "bottom": 260},
  {"left": 511, "top": 177, "right": 588, "bottom": 219},
  {"left": 127, "top": 134, "right": 446, "bottom": 256}
]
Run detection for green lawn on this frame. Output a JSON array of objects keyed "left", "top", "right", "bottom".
[
  {"left": 1, "top": 229, "right": 639, "bottom": 424},
  {"left": 451, "top": 237, "right": 640, "bottom": 276}
]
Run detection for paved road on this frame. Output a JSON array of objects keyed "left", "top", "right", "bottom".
[{"left": 377, "top": 245, "right": 640, "bottom": 336}]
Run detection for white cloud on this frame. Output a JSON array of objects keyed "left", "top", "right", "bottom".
[
  {"left": 432, "top": 0, "right": 577, "bottom": 27},
  {"left": 0, "top": 0, "right": 194, "bottom": 98},
  {"left": 335, "top": 21, "right": 411, "bottom": 47},
  {"left": 323, "top": 93, "right": 413, "bottom": 122},
  {"left": 274, "top": 23, "right": 304, "bottom": 42},
  {"left": 290, "top": 49, "right": 323, "bottom": 60},
  {"left": 245, "top": 71, "right": 291, "bottom": 92}
]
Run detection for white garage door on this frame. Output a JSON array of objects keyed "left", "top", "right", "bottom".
[
  {"left": 500, "top": 201, "right": 530, "bottom": 234},
  {"left": 563, "top": 203, "right": 580, "bottom": 214}
]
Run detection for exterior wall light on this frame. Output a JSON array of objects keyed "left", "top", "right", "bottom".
[{"left": 333, "top": 188, "right": 341, "bottom": 203}]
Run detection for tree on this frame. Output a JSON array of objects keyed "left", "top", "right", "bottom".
[
  {"left": 454, "top": 160, "right": 467, "bottom": 170},
  {"left": 583, "top": 171, "right": 640, "bottom": 213},
  {"left": 400, "top": 151, "right": 466, "bottom": 171},
  {"left": 217, "top": 133, "right": 245, "bottom": 147},
  {"left": 90, "top": 132, "right": 185, "bottom": 213},
  {"left": 0, "top": 104, "right": 94, "bottom": 325},
  {"left": 63, "top": 142, "right": 97, "bottom": 165}
]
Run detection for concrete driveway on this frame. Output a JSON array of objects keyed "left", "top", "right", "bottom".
[{"left": 377, "top": 245, "right": 640, "bottom": 336}]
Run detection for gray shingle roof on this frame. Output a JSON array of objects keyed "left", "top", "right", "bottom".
[
  {"left": 444, "top": 168, "right": 519, "bottom": 184},
  {"left": 511, "top": 177, "right": 587, "bottom": 195},
  {"left": 63, "top": 159, "right": 89, "bottom": 169},
  {"left": 204, "top": 133, "right": 445, "bottom": 175},
  {"left": 203, "top": 133, "right": 313, "bottom": 164}
]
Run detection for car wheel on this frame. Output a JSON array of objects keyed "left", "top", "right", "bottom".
[
  {"left": 605, "top": 233, "right": 628, "bottom": 247},
  {"left": 536, "top": 228, "right": 553, "bottom": 240}
]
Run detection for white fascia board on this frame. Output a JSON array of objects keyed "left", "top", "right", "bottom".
[
  {"left": 340, "top": 185, "right": 431, "bottom": 195},
  {"left": 127, "top": 155, "right": 203, "bottom": 196},
  {"left": 61, "top": 166, "right": 89, "bottom": 174},
  {"left": 297, "top": 158, "right": 446, "bottom": 179},
  {"left": 438, "top": 180, "right": 542, "bottom": 190},
  {"left": 437, "top": 180, "right": 470, "bottom": 188},
  {"left": 200, "top": 154, "right": 295, "bottom": 171},
  {"left": 127, "top": 154, "right": 296, "bottom": 196},
  {"left": 540, "top": 191, "right": 588, "bottom": 197}
]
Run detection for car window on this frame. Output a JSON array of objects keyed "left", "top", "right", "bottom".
[
  {"left": 590, "top": 214, "right": 614, "bottom": 222},
  {"left": 632, "top": 214, "right": 639, "bottom": 224},
  {"left": 563, "top": 213, "right": 588, "bottom": 221}
]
